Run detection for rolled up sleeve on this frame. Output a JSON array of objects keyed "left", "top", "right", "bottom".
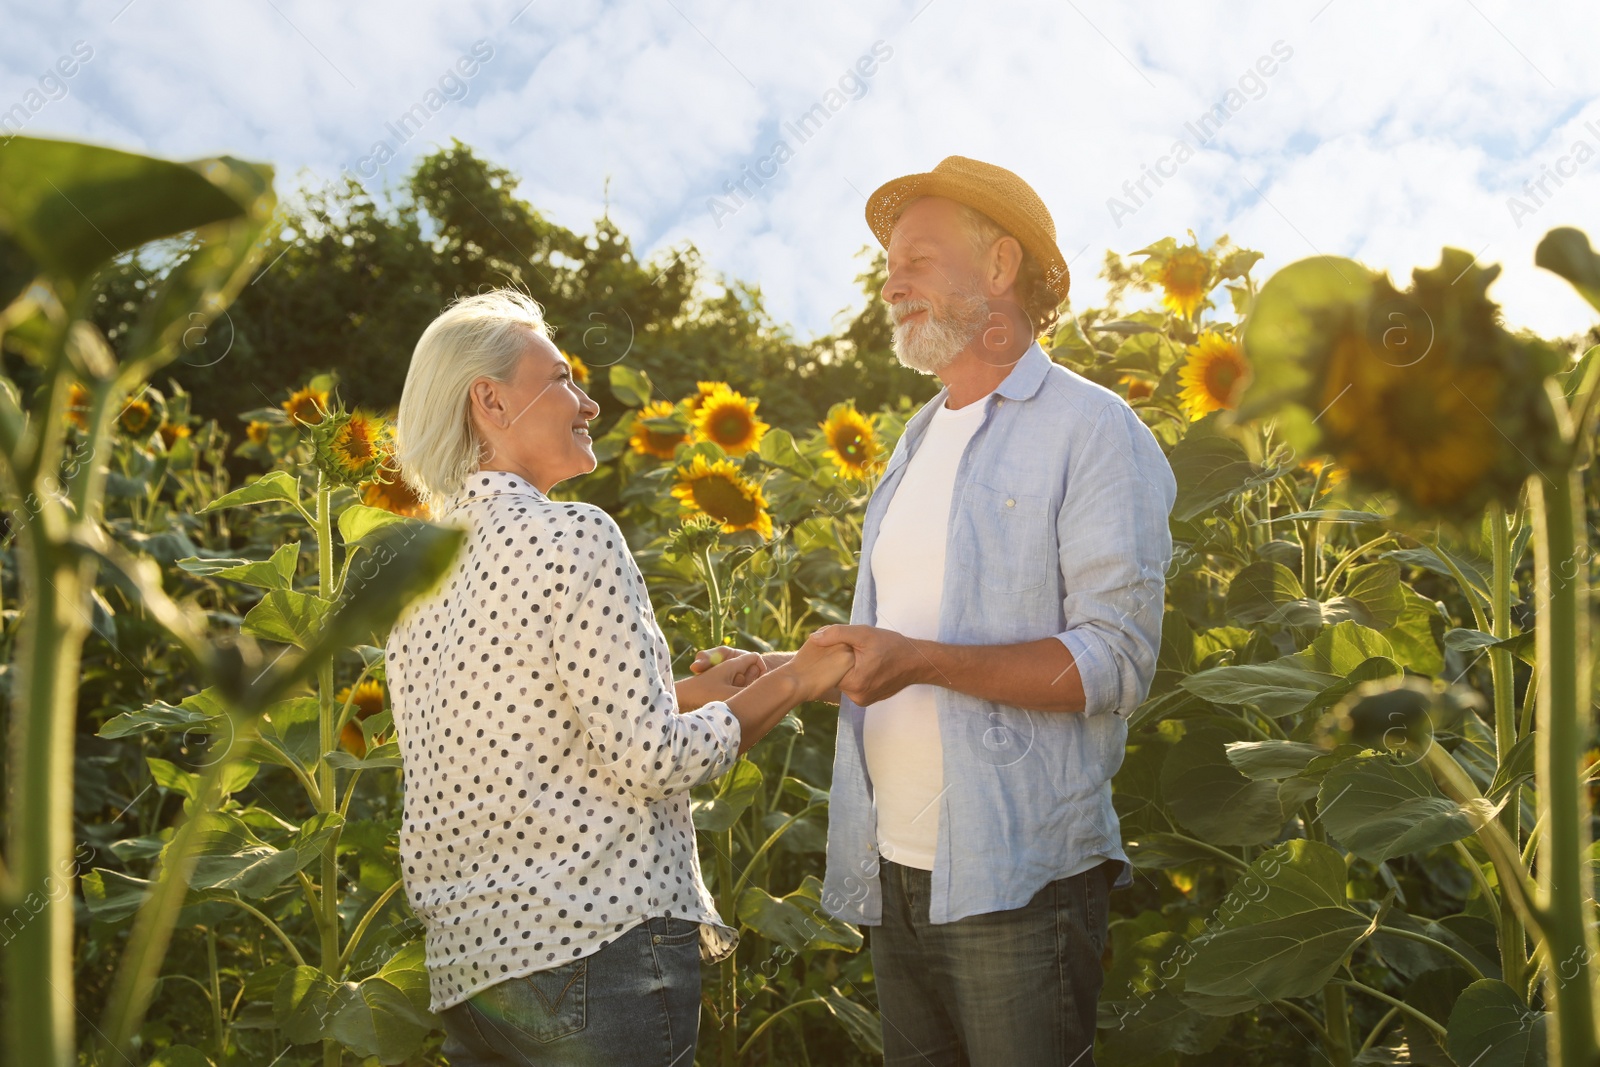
[
  {"left": 1052, "top": 403, "right": 1177, "bottom": 717},
  {"left": 545, "top": 505, "right": 741, "bottom": 799}
]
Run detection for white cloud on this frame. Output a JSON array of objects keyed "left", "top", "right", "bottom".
[{"left": 3, "top": 0, "right": 1596, "bottom": 341}]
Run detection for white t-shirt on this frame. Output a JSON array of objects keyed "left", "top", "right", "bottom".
[{"left": 863, "top": 391, "right": 990, "bottom": 870}]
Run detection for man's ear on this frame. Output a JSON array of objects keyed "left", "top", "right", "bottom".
[{"left": 985, "top": 235, "right": 1024, "bottom": 297}]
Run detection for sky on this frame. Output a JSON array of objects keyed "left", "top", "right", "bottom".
[{"left": 3, "top": 0, "right": 1598, "bottom": 344}]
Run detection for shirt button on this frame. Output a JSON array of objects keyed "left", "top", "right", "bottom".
[{"left": 1006, "top": 499, "right": 1016, "bottom": 507}]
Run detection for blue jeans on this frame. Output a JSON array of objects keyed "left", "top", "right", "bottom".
[
  {"left": 870, "top": 857, "right": 1113, "bottom": 1066},
  {"left": 438, "top": 915, "right": 702, "bottom": 1066}
]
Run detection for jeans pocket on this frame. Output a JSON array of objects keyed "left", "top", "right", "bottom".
[
  {"left": 648, "top": 915, "right": 702, "bottom": 948},
  {"left": 469, "top": 959, "right": 588, "bottom": 1044}
]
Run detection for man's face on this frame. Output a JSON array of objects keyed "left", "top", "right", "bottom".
[{"left": 881, "top": 196, "right": 990, "bottom": 374}]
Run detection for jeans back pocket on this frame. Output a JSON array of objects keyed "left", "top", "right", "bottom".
[{"left": 470, "top": 958, "right": 588, "bottom": 1044}]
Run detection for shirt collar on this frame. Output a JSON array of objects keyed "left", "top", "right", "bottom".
[
  {"left": 435, "top": 468, "right": 547, "bottom": 518},
  {"left": 993, "top": 340, "right": 1052, "bottom": 401}
]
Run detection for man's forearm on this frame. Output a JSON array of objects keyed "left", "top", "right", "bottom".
[{"left": 905, "top": 636, "right": 1087, "bottom": 713}]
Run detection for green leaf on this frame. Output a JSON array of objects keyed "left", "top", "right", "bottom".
[
  {"left": 183, "top": 812, "right": 309, "bottom": 898},
  {"left": 325, "top": 739, "right": 402, "bottom": 770},
  {"left": 98, "top": 692, "right": 222, "bottom": 739},
  {"left": 1225, "top": 561, "right": 1304, "bottom": 625},
  {"left": 1447, "top": 979, "right": 1548, "bottom": 1067},
  {"left": 1340, "top": 561, "right": 1406, "bottom": 628},
  {"left": 145, "top": 1046, "right": 215, "bottom": 1067},
  {"left": 81, "top": 869, "right": 153, "bottom": 923},
  {"left": 0, "top": 136, "right": 255, "bottom": 292},
  {"left": 1125, "top": 832, "right": 1233, "bottom": 870},
  {"left": 1383, "top": 588, "right": 1446, "bottom": 675},
  {"left": 1184, "top": 840, "right": 1377, "bottom": 1002},
  {"left": 1225, "top": 740, "right": 1327, "bottom": 781},
  {"left": 241, "top": 588, "right": 332, "bottom": 648},
  {"left": 736, "top": 874, "right": 863, "bottom": 953},
  {"left": 1535, "top": 226, "right": 1600, "bottom": 312},
  {"left": 1168, "top": 433, "right": 1266, "bottom": 522},
  {"left": 693, "top": 758, "right": 764, "bottom": 832},
  {"left": 201, "top": 542, "right": 301, "bottom": 591},
  {"left": 329, "top": 976, "right": 435, "bottom": 1063},
  {"left": 1302, "top": 620, "right": 1395, "bottom": 675},
  {"left": 274, "top": 966, "right": 342, "bottom": 1044},
  {"left": 1444, "top": 627, "right": 1536, "bottom": 665},
  {"left": 199, "top": 470, "right": 301, "bottom": 514},
  {"left": 297, "top": 519, "right": 466, "bottom": 654},
  {"left": 254, "top": 696, "right": 322, "bottom": 771},
  {"left": 339, "top": 503, "right": 407, "bottom": 545},
  {"left": 1318, "top": 755, "right": 1501, "bottom": 864},
  {"left": 608, "top": 363, "right": 654, "bottom": 407},
  {"left": 758, "top": 427, "right": 814, "bottom": 476},
  {"left": 373, "top": 939, "right": 433, "bottom": 1014},
  {"left": 1180, "top": 662, "right": 1341, "bottom": 717},
  {"left": 819, "top": 988, "right": 883, "bottom": 1056},
  {"left": 1160, "top": 728, "right": 1298, "bottom": 846}
]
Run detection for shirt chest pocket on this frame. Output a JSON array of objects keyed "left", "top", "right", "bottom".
[{"left": 956, "top": 482, "right": 1054, "bottom": 594}]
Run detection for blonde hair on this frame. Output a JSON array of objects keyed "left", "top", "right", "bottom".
[{"left": 396, "top": 289, "right": 550, "bottom": 503}]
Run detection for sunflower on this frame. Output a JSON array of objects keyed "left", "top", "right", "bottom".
[
  {"left": 820, "top": 404, "right": 884, "bottom": 477},
  {"left": 336, "top": 679, "right": 388, "bottom": 757},
  {"left": 684, "top": 381, "right": 726, "bottom": 418},
  {"left": 1298, "top": 456, "right": 1347, "bottom": 488},
  {"left": 246, "top": 420, "right": 271, "bottom": 445},
  {"left": 692, "top": 385, "right": 769, "bottom": 456},
  {"left": 1178, "top": 333, "right": 1250, "bottom": 420},
  {"left": 671, "top": 454, "right": 773, "bottom": 539},
  {"left": 64, "top": 383, "right": 91, "bottom": 431},
  {"left": 1118, "top": 374, "right": 1153, "bottom": 401},
  {"left": 119, "top": 398, "right": 154, "bottom": 435},
  {"left": 1156, "top": 245, "right": 1213, "bottom": 319},
  {"left": 564, "top": 351, "right": 590, "bottom": 386},
  {"left": 157, "top": 422, "right": 191, "bottom": 449},
  {"left": 628, "top": 400, "right": 689, "bottom": 460},
  {"left": 283, "top": 385, "right": 329, "bottom": 426},
  {"left": 361, "top": 447, "right": 429, "bottom": 518},
  {"left": 313, "top": 408, "right": 389, "bottom": 487}
]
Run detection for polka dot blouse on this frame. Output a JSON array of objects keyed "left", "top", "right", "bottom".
[{"left": 385, "top": 469, "right": 742, "bottom": 1012}]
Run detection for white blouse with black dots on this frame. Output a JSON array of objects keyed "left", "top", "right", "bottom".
[{"left": 385, "top": 468, "right": 742, "bottom": 1012}]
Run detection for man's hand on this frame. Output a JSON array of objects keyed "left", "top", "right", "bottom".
[{"left": 807, "top": 624, "right": 926, "bottom": 706}]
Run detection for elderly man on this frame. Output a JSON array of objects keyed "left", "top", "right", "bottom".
[{"left": 695, "top": 156, "right": 1176, "bottom": 1065}]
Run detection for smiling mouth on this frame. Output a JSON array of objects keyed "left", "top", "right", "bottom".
[{"left": 572, "top": 426, "right": 591, "bottom": 439}]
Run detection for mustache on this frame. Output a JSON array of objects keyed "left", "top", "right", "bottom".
[{"left": 891, "top": 299, "right": 932, "bottom": 326}]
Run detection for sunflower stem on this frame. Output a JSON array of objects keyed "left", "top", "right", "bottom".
[{"left": 1489, "top": 500, "right": 1528, "bottom": 995}]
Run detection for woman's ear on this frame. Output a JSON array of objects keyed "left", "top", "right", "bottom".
[{"left": 469, "top": 377, "right": 506, "bottom": 428}]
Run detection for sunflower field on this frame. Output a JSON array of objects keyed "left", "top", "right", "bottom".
[{"left": 2, "top": 134, "right": 1598, "bottom": 1067}]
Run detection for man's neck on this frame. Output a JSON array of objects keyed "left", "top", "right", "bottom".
[{"left": 938, "top": 335, "right": 1031, "bottom": 409}]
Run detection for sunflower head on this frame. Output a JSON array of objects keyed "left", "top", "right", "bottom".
[
  {"left": 628, "top": 400, "right": 690, "bottom": 460},
  {"left": 820, "top": 403, "right": 884, "bottom": 478},
  {"left": 685, "top": 381, "right": 727, "bottom": 418},
  {"left": 246, "top": 420, "right": 272, "bottom": 446},
  {"left": 157, "top": 422, "right": 192, "bottom": 449},
  {"left": 312, "top": 407, "right": 390, "bottom": 487},
  {"left": 1298, "top": 456, "right": 1347, "bottom": 489},
  {"left": 1118, "top": 374, "right": 1153, "bottom": 401},
  {"left": 336, "top": 680, "right": 388, "bottom": 757},
  {"left": 1178, "top": 332, "right": 1251, "bottom": 421},
  {"left": 691, "top": 386, "right": 769, "bottom": 456},
  {"left": 1141, "top": 240, "right": 1214, "bottom": 320},
  {"left": 119, "top": 398, "right": 154, "bottom": 435},
  {"left": 563, "top": 351, "right": 590, "bottom": 387},
  {"left": 1240, "top": 249, "right": 1566, "bottom": 521},
  {"left": 361, "top": 443, "right": 429, "bottom": 518},
  {"left": 64, "top": 382, "right": 91, "bottom": 432},
  {"left": 284, "top": 385, "right": 330, "bottom": 426},
  {"left": 670, "top": 453, "right": 773, "bottom": 539}
]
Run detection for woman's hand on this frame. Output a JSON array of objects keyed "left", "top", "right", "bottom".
[{"left": 675, "top": 649, "right": 767, "bottom": 712}]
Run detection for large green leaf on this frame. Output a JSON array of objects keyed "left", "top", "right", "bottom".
[
  {"left": 1339, "top": 561, "right": 1406, "bottom": 628},
  {"left": 1447, "top": 979, "right": 1548, "bottom": 1067},
  {"left": 1535, "top": 226, "right": 1600, "bottom": 312},
  {"left": 296, "top": 520, "right": 466, "bottom": 656},
  {"left": 737, "top": 874, "right": 862, "bottom": 953},
  {"left": 608, "top": 363, "right": 654, "bottom": 407},
  {"left": 329, "top": 977, "right": 435, "bottom": 1063},
  {"left": 197, "top": 543, "right": 301, "bottom": 591},
  {"left": 81, "top": 869, "right": 154, "bottom": 923},
  {"left": 1300, "top": 620, "right": 1395, "bottom": 675},
  {"left": 1184, "top": 840, "right": 1376, "bottom": 1002},
  {"left": 1224, "top": 561, "right": 1303, "bottom": 624},
  {"left": 693, "top": 758, "right": 764, "bottom": 832},
  {"left": 1180, "top": 662, "right": 1342, "bottom": 717},
  {"left": 200, "top": 470, "right": 302, "bottom": 514},
  {"left": 1225, "top": 740, "right": 1327, "bottom": 781},
  {"left": 241, "top": 588, "right": 332, "bottom": 648},
  {"left": 253, "top": 696, "right": 322, "bottom": 770},
  {"left": 1167, "top": 433, "right": 1265, "bottom": 522},
  {"left": 338, "top": 503, "right": 408, "bottom": 545},
  {"left": 0, "top": 136, "right": 254, "bottom": 293},
  {"left": 1160, "top": 728, "right": 1305, "bottom": 846},
  {"left": 274, "top": 966, "right": 342, "bottom": 1044},
  {"left": 182, "top": 812, "right": 325, "bottom": 898},
  {"left": 98, "top": 688, "right": 224, "bottom": 739},
  {"left": 1318, "top": 755, "right": 1500, "bottom": 864}
]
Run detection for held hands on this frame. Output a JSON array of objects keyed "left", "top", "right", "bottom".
[{"left": 806, "top": 624, "right": 921, "bottom": 706}]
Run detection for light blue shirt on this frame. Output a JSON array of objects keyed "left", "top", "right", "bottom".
[{"left": 821, "top": 341, "right": 1177, "bottom": 926}]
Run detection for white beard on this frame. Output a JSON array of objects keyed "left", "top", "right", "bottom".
[{"left": 891, "top": 288, "right": 989, "bottom": 374}]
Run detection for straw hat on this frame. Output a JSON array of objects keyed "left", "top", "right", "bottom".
[{"left": 864, "top": 155, "right": 1069, "bottom": 302}]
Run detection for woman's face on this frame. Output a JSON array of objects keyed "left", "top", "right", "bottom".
[{"left": 470, "top": 333, "right": 601, "bottom": 493}]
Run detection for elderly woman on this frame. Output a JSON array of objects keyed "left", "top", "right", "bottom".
[{"left": 387, "top": 289, "right": 852, "bottom": 1066}]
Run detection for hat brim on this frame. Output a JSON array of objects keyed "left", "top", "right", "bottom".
[{"left": 864, "top": 170, "right": 1070, "bottom": 302}]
